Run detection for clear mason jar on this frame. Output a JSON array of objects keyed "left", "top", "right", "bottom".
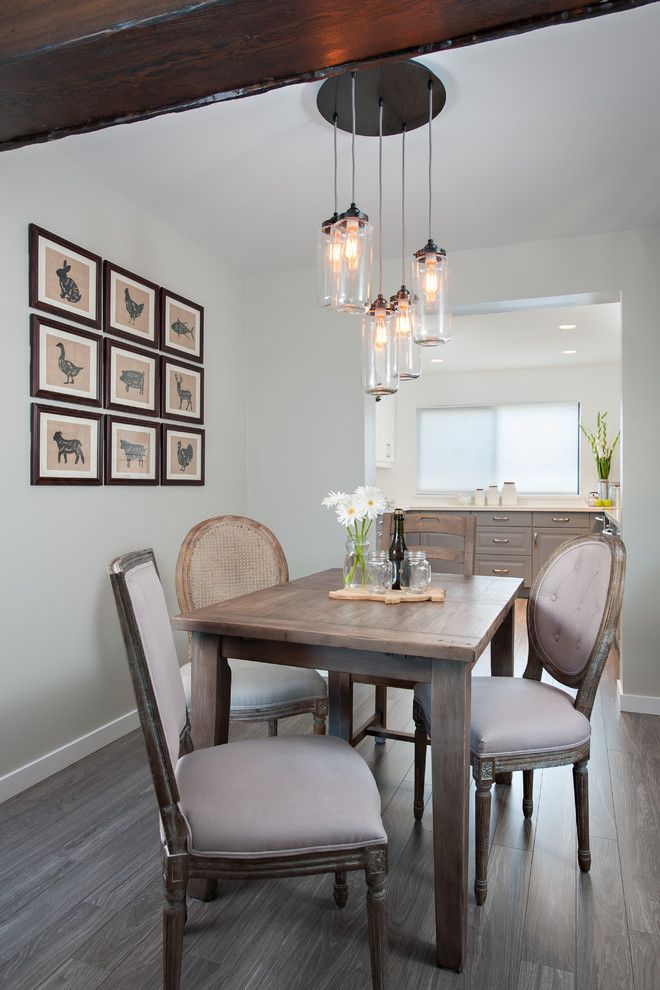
[
  {"left": 366, "top": 551, "right": 395, "bottom": 593},
  {"left": 343, "top": 538, "right": 369, "bottom": 589},
  {"left": 400, "top": 550, "right": 432, "bottom": 593}
]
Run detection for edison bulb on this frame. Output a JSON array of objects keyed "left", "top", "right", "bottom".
[
  {"left": 344, "top": 218, "right": 360, "bottom": 270},
  {"left": 328, "top": 232, "right": 342, "bottom": 271},
  {"left": 395, "top": 301, "right": 411, "bottom": 337},
  {"left": 374, "top": 310, "right": 388, "bottom": 349},
  {"left": 423, "top": 253, "right": 438, "bottom": 300}
]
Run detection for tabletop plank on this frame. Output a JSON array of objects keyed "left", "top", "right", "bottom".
[{"left": 172, "top": 569, "right": 522, "bottom": 663}]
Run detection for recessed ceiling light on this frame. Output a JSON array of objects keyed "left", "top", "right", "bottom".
[
  {"left": 562, "top": 349, "right": 577, "bottom": 355},
  {"left": 559, "top": 323, "right": 577, "bottom": 330},
  {"left": 431, "top": 358, "right": 444, "bottom": 363}
]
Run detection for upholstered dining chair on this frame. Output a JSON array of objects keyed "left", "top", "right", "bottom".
[
  {"left": 341, "top": 512, "right": 477, "bottom": 748},
  {"left": 109, "top": 549, "right": 388, "bottom": 990},
  {"left": 412, "top": 532, "right": 626, "bottom": 906},
  {"left": 175, "top": 515, "right": 327, "bottom": 737}
]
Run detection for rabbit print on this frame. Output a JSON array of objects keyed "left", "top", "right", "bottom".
[{"left": 56, "top": 259, "right": 82, "bottom": 303}]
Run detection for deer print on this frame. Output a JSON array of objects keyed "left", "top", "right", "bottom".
[
  {"left": 55, "top": 260, "right": 82, "bottom": 303},
  {"left": 175, "top": 373, "right": 193, "bottom": 411}
]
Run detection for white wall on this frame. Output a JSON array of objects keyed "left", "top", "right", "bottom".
[
  {"left": 378, "top": 362, "right": 621, "bottom": 506},
  {"left": 0, "top": 143, "right": 247, "bottom": 792}
]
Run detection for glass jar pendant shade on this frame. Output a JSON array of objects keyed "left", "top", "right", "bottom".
[
  {"left": 391, "top": 124, "right": 421, "bottom": 379},
  {"left": 316, "top": 113, "right": 342, "bottom": 307},
  {"left": 332, "top": 73, "right": 372, "bottom": 314}
]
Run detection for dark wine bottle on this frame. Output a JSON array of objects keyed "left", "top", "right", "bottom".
[{"left": 389, "top": 508, "right": 407, "bottom": 591}]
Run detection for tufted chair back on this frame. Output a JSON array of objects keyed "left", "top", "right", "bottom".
[{"left": 527, "top": 533, "right": 625, "bottom": 717}]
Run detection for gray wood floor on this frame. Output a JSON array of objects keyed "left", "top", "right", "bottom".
[{"left": 1, "top": 602, "right": 658, "bottom": 989}]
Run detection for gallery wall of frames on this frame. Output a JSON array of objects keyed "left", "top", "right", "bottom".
[{"left": 28, "top": 224, "right": 205, "bottom": 485}]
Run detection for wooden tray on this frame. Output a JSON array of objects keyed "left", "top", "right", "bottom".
[{"left": 329, "top": 587, "right": 446, "bottom": 605}]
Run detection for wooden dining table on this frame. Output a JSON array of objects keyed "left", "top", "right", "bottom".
[{"left": 171, "top": 567, "right": 522, "bottom": 972}]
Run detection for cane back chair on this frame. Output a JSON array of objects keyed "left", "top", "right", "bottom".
[
  {"left": 109, "top": 549, "right": 389, "bottom": 990},
  {"left": 176, "top": 515, "right": 327, "bottom": 737},
  {"left": 412, "top": 532, "right": 626, "bottom": 905}
]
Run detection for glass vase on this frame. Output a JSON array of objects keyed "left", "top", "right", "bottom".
[{"left": 343, "top": 538, "right": 369, "bottom": 589}]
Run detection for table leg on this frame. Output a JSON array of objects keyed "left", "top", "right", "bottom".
[
  {"left": 490, "top": 604, "right": 515, "bottom": 785},
  {"left": 430, "top": 659, "right": 471, "bottom": 971},
  {"left": 328, "top": 671, "right": 353, "bottom": 741},
  {"left": 189, "top": 632, "right": 231, "bottom": 901}
]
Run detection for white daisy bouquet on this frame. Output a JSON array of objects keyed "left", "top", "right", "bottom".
[{"left": 321, "top": 486, "right": 394, "bottom": 587}]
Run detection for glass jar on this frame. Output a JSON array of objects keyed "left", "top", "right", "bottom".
[
  {"left": 343, "top": 538, "right": 368, "bottom": 589},
  {"left": 367, "top": 551, "right": 394, "bottom": 593},
  {"left": 411, "top": 243, "right": 452, "bottom": 346},
  {"left": 400, "top": 550, "right": 432, "bottom": 593},
  {"left": 332, "top": 206, "right": 373, "bottom": 314}
]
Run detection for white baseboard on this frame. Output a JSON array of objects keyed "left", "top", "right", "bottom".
[
  {"left": 617, "top": 680, "right": 660, "bottom": 716},
  {"left": 0, "top": 709, "right": 140, "bottom": 804}
]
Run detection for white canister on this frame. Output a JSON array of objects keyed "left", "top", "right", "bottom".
[
  {"left": 474, "top": 488, "right": 485, "bottom": 507},
  {"left": 486, "top": 485, "right": 500, "bottom": 507},
  {"left": 501, "top": 481, "right": 518, "bottom": 506}
]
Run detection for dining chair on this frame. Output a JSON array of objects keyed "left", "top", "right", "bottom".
[
  {"left": 109, "top": 549, "right": 389, "bottom": 990},
  {"left": 412, "top": 532, "right": 626, "bottom": 905},
  {"left": 344, "top": 512, "right": 477, "bottom": 748},
  {"left": 175, "top": 515, "right": 328, "bottom": 737}
]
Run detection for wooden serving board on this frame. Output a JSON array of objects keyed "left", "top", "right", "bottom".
[{"left": 329, "top": 587, "right": 446, "bottom": 605}]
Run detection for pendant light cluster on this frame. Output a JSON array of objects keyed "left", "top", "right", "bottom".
[{"left": 316, "top": 65, "right": 452, "bottom": 396}]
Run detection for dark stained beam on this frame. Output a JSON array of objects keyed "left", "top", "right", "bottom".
[{"left": 0, "top": 1, "right": 655, "bottom": 152}]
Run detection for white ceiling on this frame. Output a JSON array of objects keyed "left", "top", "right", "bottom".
[
  {"left": 58, "top": 4, "right": 660, "bottom": 275},
  {"left": 425, "top": 302, "right": 620, "bottom": 373}
]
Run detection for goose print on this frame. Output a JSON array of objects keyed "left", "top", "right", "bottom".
[{"left": 55, "top": 342, "right": 83, "bottom": 385}]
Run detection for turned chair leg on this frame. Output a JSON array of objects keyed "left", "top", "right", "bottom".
[
  {"left": 474, "top": 768, "right": 493, "bottom": 906},
  {"left": 163, "top": 855, "right": 188, "bottom": 990},
  {"left": 334, "top": 870, "right": 348, "bottom": 908},
  {"left": 523, "top": 769, "right": 534, "bottom": 819},
  {"left": 365, "top": 850, "right": 388, "bottom": 990},
  {"left": 268, "top": 719, "right": 278, "bottom": 737},
  {"left": 412, "top": 700, "right": 428, "bottom": 821},
  {"left": 374, "top": 685, "right": 387, "bottom": 745},
  {"left": 313, "top": 698, "right": 328, "bottom": 735},
  {"left": 573, "top": 758, "right": 591, "bottom": 872}
]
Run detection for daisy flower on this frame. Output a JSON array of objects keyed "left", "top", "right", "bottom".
[
  {"left": 355, "top": 485, "right": 389, "bottom": 520},
  {"left": 321, "top": 490, "right": 349, "bottom": 508},
  {"left": 336, "top": 499, "right": 365, "bottom": 527}
]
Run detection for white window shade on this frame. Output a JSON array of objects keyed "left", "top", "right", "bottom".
[{"left": 417, "top": 401, "right": 579, "bottom": 494}]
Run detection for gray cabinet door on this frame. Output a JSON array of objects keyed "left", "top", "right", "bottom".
[{"left": 533, "top": 529, "right": 584, "bottom": 576}]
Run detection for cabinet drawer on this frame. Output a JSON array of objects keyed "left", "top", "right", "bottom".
[
  {"left": 476, "top": 511, "right": 532, "bottom": 527},
  {"left": 533, "top": 512, "right": 590, "bottom": 530},
  {"left": 477, "top": 527, "right": 532, "bottom": 554},
  {"left": 476, "top": 556, "right": 532, "bottom": 587}
]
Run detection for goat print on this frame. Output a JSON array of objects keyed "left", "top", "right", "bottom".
[{"left": 36, "top": 408, "right": 99, "bottom": 481}]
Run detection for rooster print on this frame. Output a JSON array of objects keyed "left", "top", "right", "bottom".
[
  {"left": 55, "top": 342, "right": 83, "bottom": 385},
  {"left": 55, "top": 260, "right": 82, "bottom": 303},
  {"left": 124, "top": 288, "right": 145, "bottom": 326},
  {"left": 177, "top": 440, "right": 194, "bottom": 472}
]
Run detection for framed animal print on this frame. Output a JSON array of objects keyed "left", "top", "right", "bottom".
[
  {"left": 29, "top": 224, "right": 102, "bottom": 330},
  {"left": 104, "top": 339, "right": 159, "bottom": 417},
  {"left": 105, "top": 415, "right": 160, "bottom": 485},
  {"left": 30, "top": 315, "right": 102, "bottom": 407},
  {"left": 104, "top": 261, "right": 160, "bottom": 349},
  {"left": 160, "top": 289, "right": 203, "bottom": 363},
  {"left": 161, "top": 425, "right": 204, "bottom": 485},
  {"left": 31, "top": 403, "right": 103, "bottom": 485},
  {"left": 161, "top": 358, "right": 203, "bottom": 424}
]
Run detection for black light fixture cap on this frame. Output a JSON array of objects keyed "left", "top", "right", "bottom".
[
  {"left": 414, "top": 238, "right": 446, "bottom": 260},
  {"left": 368, "top": 292, "right": 393, "bottom": 315},
  {"left": 320, "top": 211, "right": 339, "bottom": 232},
  {"left": 338, "top": 202, "right": 369, "bottom": 223}
]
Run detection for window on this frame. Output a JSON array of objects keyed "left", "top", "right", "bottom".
[{"left": 417, "top": 401, "right": 580, "bottom": 494}]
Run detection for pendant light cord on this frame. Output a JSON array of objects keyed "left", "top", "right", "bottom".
[
  {"left": 333, "top": 112, "right": 338, "bottom": 215},
  {"left": 401, "top": 123, "right": 406, "bottom": 285},
  {"left": 378, "top": 98, "right": 383, "bottom": 294},
  {"left": 351, "top": 72, "right": 357, "bottom": 204},
  {"left": 428, "top": 79, "right": 433, "bottom": 240}
]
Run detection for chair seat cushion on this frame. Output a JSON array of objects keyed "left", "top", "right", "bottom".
[
  {"left": 175, "top": 735, "right": 386, "bottom": 857},
  {"left": 180, "top": 659, "right": 326, "bottom": 712},
  {"left": 414, "top": 676, "right": 590, "bottom": 759}
]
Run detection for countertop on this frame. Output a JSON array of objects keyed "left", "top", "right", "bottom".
[{"left": 397, "top": 502, "right": 622, "bottom": 526}]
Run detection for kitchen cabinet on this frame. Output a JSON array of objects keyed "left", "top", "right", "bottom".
[{"left": 375, "top": 398, "right": 395, "bottom": 468}]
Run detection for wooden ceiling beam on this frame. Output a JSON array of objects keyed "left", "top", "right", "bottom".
[{"left": 0, "top": 1, "right": 653, "bottom": 152}]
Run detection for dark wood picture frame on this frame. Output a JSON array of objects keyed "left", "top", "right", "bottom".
[
  {"left": 29, "top": 224, "right": 102, "bottom": 330},
  {"left": 103, "top": 261, "right": 160, "bottom": 349},
  {"left": 31, "top": 402, "right": 103, "bottom": 485},
  {"left": 104, "top": 338, "right": 160, "bottom": 418},
  {"left": 160, "top": 356, "right": 204, "bottom": 424},
  {"left": 161, "top": 425, "right": 205, "bottom": 485},
  {"left": 160, "top": 288, "right": 204, "bottom": 363},
  {"left": 104, "top": 415, "right": 160, "bottom": 486},
  {"left": 30, "top": 314, "right": 103, "bottom": 408}
]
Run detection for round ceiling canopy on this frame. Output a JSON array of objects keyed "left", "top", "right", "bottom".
[{"left": 316, "top": 62, "right": 446, "bottom": 137}]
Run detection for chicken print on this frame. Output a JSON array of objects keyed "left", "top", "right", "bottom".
[
  {"left": 124, "top": 288, "right": 145, "bottom": 326},
  {"left": 177, "top": 440, "right": 194, "bottom": 472},
  {"left": 56, "top": 342, "right": 83, "bottom": 385}
]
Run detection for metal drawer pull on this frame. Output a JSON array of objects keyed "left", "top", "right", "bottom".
[
  {"left": 492, "top": 537, "right": 509, "bottom": 543},
  {"left": 492, "top": 515, "right": 509, "bottom": 521},
  {"left": 492, "top": 567, "right": 510, "bottom": 574},
  {"left": 552, "top": 516, "right": 570, "bottom": 523}
]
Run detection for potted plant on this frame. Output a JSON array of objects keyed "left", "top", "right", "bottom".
[{"left": 580, "top": 411, "right": 620, "bottom": 499}]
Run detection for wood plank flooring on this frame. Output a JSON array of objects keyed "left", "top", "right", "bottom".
[{"left": 1, "top": 601, "right": 658, "bottom": 988}]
